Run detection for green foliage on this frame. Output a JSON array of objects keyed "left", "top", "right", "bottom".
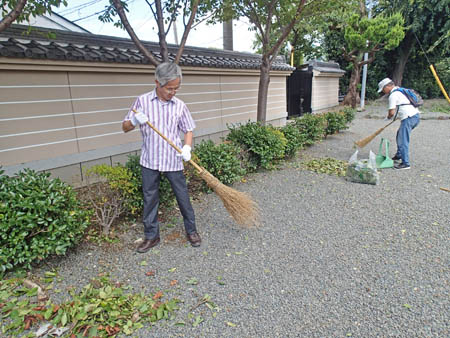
[
  {"left": 278, "top": 123, "right": 306, "bottom": 158},
  {"left": 324, "top": 111, "right": 348, "bottom": 136},
  {"left": 226, "top": 122, "right": 287, "bottom": 170},
  {"left": 345, "top": 13, "right": 405, "bottom": 52},
  {"left": 193, "top": 140, "right": 245, "bottom": 186},
  {"left": 292, "top": 114, "right": 326, "bottom": 146},
  {"left": 342, "top": 106, "right": 357, "bottom": 123},
  {"left": 125, "top": 154, "right": 144, "bottom": 216},
  {"left": 0, "top": 274, "right": 179, "bottom": 337},
  {"left": 125, "top": 155, "right": 176, "bottom": 211},
  {"left": 0, "top": 169, "right": 89, "bottom": 272},
  {"left": 83, "top": 164, "right": 135, "bottom": 236}
]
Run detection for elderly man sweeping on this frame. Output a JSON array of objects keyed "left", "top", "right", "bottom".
[
  {"left": 122, "top": 62, "right": 201, "bottom": 252},
  {"left": 378, "top": 78, "right": 420, "bottom": 170}
]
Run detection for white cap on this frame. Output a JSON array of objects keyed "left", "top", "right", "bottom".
[{"left": 377, "top": 78, "right": 393, "bottom": 93}]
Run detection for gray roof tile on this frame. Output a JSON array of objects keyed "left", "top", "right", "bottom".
[{"left": 0, "top": 25, "right": 294, "bottom": 71}]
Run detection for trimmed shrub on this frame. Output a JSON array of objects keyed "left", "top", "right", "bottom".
[
  {"left": 226, "top": 122, "right": 287, "bottom": 170},
  {"left": 292, "top": 114, "right": 326, "bottom": 145},
  {"left": 279, "top": 123, "right": 306, "bottom": 158},
  {"left": 193, "top": 140, "right": 245, "bottom": 187},
  {"left": 341, "top": 106, "right": 356, "bottom": 123},
  {"left": 0, "top": 169, "right": 90, "bottom": 271},
  {"left": 324, "top": 111, "right": 348, "bottom": 136},
  {"left": 84, "top": 164, "right": 136, "bottom": 236}
]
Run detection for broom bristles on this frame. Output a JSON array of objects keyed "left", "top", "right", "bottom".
[
  {"left": 198, "top": 170, "right": 260, "bottom": 228},
  {"left": 354, "top": 126, "right": 387, "bottom": 148}
]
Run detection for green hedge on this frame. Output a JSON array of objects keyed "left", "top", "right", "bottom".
[{"left": 0, "top": 169, "right": 90, "bottom": 271}]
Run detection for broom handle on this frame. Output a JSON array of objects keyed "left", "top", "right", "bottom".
[{"left": 132, "top": 109, "right": 204, "bottom": 173}]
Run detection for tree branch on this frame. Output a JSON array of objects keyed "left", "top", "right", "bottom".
[
  {"left": 267, "top": 0, "right": 307, "bottom": 63},
  {"left": 112, "top": 0, "right": 161, "bottom": 66},
  {"left": 0, "top": 0, "right": 28, "bottom": 33},
  {"left": 175, "top": 0, "right": 200, "bottom": 64}
]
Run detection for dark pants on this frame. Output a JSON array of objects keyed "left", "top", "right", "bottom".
[{"left": 141, "top": 167, "right": 196, "bottom": 240}]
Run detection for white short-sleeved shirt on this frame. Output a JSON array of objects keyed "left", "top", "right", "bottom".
[
  {"left": 388, "top": 86, "right": 420, "bottom": 120},
  {"left": 123, "top": 89, "right": 196, "bottom": 172}
]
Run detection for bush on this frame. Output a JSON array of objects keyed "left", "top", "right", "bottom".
[
  {"left": 125, "top": 155, "right": 176, "bottom": 211},
  {"left": 324, "top": 111, "right": 348, "bottom": 136},
  {"left": 0, "top": 169, "right": 90, "bottom": 271},
  {"left": 279, "top": 123, "right": 306, "bottom": 158},
  {"left": 84, "top": 164, "right": 136, "bottom": 236},
  {"left": 226, "top": 121, "right": 287, "bottom": 170},
  {"left": 292, "top": 114, "right": 326, "bottom": 145},
  {"left": 193, "top": 140, "right": 245, "bottom": 187},
  {"left": 341, "top": 106, "right": 356, "bottom": 123}
]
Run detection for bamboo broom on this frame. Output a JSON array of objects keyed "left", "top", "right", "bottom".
[
  {"left": 132, "top": 109, "right": 260, "bottom": 227},
  {"left": 354, "top": 119, "right": 396, "bottom": 148},
  {"left": 355, "top": 108, "right": 399, "bottom": 148}
]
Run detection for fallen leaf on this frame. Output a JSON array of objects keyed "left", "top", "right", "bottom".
[
  {"left": 153, "top": 291, "right": 163, "bottom": 300},
  {"left": 170, "top": 280, "right": 178, "bottom": 286},
  {"left": 226, "top": 321, "right": 237, "bottom": 327},
  {"left": 145, "top": 271, "right": 155, "bottom": 277}
]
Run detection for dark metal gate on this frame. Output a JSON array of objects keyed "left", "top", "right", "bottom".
[{"left": 286, "top": 69, "right": 312, "bottom": 118}]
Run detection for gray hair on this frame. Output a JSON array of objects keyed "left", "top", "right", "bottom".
[{"left": 155, "top": 62, "right": 182, "bottom": 87}]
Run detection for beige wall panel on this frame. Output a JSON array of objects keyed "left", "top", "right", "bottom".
[
  {"left": 0, "top": 87, "right": 71, "bottom": 103},
  {"left": 74, "top": 110, "right": 127, "bottom": 127},
  {"left": 69, "top": 85, "right": 147, "bottom": 99},
  {"left": 0, "top": 70, "right": 68, "bottom": 86},
  {"left": 1, "top": 141, "right": 78, "bottom": 166},
  {"left": 70, "top": 97, "right": 135, "bottom": 113},
  {"left": 78, "top": 133, "right": 134, "bottom": 153},
  {"left": 1, "top": 128, "right": 77, "bottom": 148},
  {"left": 220, "top": 75, "right": 258, "bottom": 84},
  {"left": 68, "top": 72, "right": 154, "bottom": 86},
  {"left": 0, "top": 101, "right": 73, "bottom": 119},
  {"left": 0, "top": 114, "right": 75, "bottom": 135},
  {"left": 191, "top": 110, "right": 222, "bottom": 124},
  {"left": 220, "top": 89, "right": 258, "bottom": 102},
  {"left": 195, "top": 117, "right": 224, "bottom": 136},
  {"left": 75, "top": 123, "right": 122, "bottom": 139}
]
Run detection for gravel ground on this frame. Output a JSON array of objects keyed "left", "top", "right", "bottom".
[{"left": 28, "top": 100, "right": 450, "bottom": 337}]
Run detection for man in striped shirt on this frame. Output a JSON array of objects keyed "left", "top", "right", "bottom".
[{"left": 123, "top": 62, "right": 201, "bottom": 252}]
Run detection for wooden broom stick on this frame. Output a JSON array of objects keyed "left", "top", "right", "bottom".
[{"left": 132, "top": 109, "right": 260, "bottom": 227}]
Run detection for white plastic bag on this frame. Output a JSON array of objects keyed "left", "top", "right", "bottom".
[{"left": 346, "top": 150, "right": 380, "bottom": 185}]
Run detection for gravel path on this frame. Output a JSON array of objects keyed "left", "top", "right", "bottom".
[{"left": 31, "top": 101, "right": 449, "bottom": 337}]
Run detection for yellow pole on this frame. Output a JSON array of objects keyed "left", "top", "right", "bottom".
[
  {"left": 290, "top": 50, "right": 294, "bottom": 67},
  {"left": 429, "top": 64, "right": 450, "bottom": 104}
]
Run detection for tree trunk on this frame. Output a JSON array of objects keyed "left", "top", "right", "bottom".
[
  {"left": 343, "top": 62, "right": 361, "bottom": 108},
  {"left": 392, "top": 32, "right": 415, "bottom": 86},
  {"left": 257, "top": 56, "right": 271, "bottom": 123}
]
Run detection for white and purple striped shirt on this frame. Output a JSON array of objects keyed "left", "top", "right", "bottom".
[{"left": 124, "top": 89, "right": 196, "bottom": 172}]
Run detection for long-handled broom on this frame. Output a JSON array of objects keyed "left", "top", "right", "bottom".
[
  {"left": 354, "top": 108, "right": 399, "bottom": 148},
  {"left": 132, "top": 109, "right": 260, "bottom": 227}
]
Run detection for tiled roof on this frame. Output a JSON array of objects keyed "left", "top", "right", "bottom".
[{"left": 0, "top": 25, "right": 294, "bottom": 71}]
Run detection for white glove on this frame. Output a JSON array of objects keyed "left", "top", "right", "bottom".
[
  {"left": 177, "top": 145, "right": 191, "bottom": 161},
  {"left": 131, "top": 112, "right": 148, "bottom": 126}
]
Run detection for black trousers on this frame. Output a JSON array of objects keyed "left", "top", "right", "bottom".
[{"left": 141, "top": 166, "right": 196, "bottom": 239}]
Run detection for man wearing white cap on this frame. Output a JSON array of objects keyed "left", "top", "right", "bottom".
[{"left": 377, "top": 78, "right": 420, "bottom": 170}]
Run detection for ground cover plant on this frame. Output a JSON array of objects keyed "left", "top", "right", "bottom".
[{"left": 0, "top": 273, "right": 178, "bottom": 337}]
